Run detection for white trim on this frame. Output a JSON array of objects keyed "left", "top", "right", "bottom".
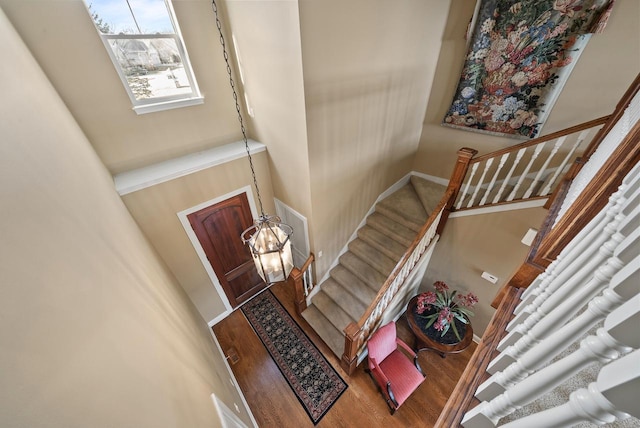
[
  {"left": 208, "top": 329, "right": 258, "bottom": 428},
  {"left": 449, "top": 198, "right": 548, "bottom": 218},
  {"left": 211, "top": 394, "right": 248, "bottom": 428},
  {"left": 208, "top": 312, "right": 229, "bottom": 328},
  {"left": 114, "top": 140, "right": 266, "bottom": 195},
  {"left": 473, "top": 334, "right": 482, "bottom": 344},
  {"left": 133, "top": 95, "right": 204, "bottom": 115},
  {"left": 274, "top": 198, "right": 311, "bottom": 268},
  {"left": 411, "top": 171, "right": 450, "bottom": 187},
  {"left": 177, "top": 186, "right": 260, "bottom": 319}
]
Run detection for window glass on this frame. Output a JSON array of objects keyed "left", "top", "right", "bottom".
[{"left": 84, "top": 0, "right": 202, "bottom": 113}]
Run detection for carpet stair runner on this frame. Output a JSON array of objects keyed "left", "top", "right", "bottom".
[{"left": 302, "top": 176, "right": 447, "bottom": 357}]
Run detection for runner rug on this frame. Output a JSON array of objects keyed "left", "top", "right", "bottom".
[{"left": 241, "top": 289, "right": 348, "bottom": 425}]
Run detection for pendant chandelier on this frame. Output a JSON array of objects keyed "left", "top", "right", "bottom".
[{"left": 212, "top": 0, "right": 294, "bottom": 285}]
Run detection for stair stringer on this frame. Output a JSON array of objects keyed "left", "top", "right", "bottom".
[{"left": 355, "top": 234, "right": 440, "bottom": 367}]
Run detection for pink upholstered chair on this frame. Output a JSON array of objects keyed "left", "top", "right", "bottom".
[{"left": 366, "top": 321, "right": 426, "bottom": 414}]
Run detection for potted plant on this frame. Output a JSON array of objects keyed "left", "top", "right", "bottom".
[{"left": 414, "top": 281, "right": 478, "bottom": 343}]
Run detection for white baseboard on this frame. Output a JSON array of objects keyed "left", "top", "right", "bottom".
[
  {"left": 208, "top": 328, "right": 259, "bottom": 428},
  {"left": 208, "top": 311, "right": 230, "bottom": 328},
  {"left": 411, "top": 171, "right": 450, "bottom": 187},
  {"left": 449, "top": 198, "right": 547, "bottom": 218}
]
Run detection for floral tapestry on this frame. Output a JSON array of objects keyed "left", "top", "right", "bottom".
[{"left": 443, "top": 0, "right": 616, "bottom": 139}]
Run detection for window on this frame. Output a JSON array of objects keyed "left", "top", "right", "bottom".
[{"left": 84, "top": 0, "right": 203, "bottom": 114}]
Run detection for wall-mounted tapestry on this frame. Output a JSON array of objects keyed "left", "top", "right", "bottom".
[{"left": 443, "top": 0, "right": 616, "bottom": 139}]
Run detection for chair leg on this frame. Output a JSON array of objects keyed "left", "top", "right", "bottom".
[{"left": 366, "top": 368, "right": 399, "bottom": 414}]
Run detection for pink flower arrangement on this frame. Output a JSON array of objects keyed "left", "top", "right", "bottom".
[{"left": 415, "top": 281, "right": 478, "bottom": 341}]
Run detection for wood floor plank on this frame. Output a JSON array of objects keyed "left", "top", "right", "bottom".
[{"left": 213, "top": 281, "right": 476, "bottom": 427}]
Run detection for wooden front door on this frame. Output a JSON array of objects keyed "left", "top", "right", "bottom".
[{"left": 187, "top": 193, "right": 266, "bottom": 308}]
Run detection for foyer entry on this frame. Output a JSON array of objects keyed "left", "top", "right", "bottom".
[{"left": 187, "top": 192, "right": 266, "bottom": 308}]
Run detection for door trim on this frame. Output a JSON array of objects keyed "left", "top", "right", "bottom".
[{"left": 177, "top": 185, "right": 259, "bottom": 321}]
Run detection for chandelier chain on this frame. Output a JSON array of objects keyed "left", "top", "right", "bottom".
[{"left": 211, "top": 0, "right": 265, "bottom": 217}]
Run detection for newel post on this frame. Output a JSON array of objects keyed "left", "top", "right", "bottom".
[
  {"left": 341, "top": 322, "right": 362, "bottom": 375},
  {"left": 289, "top": 266, "right": 306, "bottom": 316},
  {"left": 437, "top": 147, "right": 478, "bottom": 234}
]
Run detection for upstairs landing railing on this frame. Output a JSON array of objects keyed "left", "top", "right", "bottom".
[
  {"left": 454, "top": 116, "right": 609, "bottom": 211},
  {"left": 458, "top": 160, "right": 640, "bottom": 428},
  {"left": 436, "top": 73, "right": 640, "bottom": 427}
]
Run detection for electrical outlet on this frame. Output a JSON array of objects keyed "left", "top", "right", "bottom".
[
  {"left": 318, "top": 250, "right": 323, "bottom": 258},
  {"left": 481, "top": 271, "right": 498, "bottom": 284},
  {"left": 234, "top": 403, "right": 240, "bottom": 413}
]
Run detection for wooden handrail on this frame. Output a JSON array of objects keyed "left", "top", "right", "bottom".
[{"left": 469, "top": 115, "right": 610, "bottom": 165}]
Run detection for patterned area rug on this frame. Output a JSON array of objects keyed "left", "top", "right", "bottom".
[{"left": 241, "top": 289, "right": 348, "bottom": 425}]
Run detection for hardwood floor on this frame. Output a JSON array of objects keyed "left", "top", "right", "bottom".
[{"left": 213, "top": 281, "right": 476, "bottom": 427}]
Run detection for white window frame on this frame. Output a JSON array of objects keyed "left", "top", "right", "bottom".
[{"left": 85, "top": 0, "right": 203, "bottom": 114}]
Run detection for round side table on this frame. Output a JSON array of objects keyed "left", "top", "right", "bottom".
[{"left": 406, "top": 295, "right": 473, "bottom": 358}]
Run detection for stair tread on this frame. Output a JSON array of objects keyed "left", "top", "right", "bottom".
[
  {"left": 330, "top": 265, "right": 378, "bottom": 305},
  {"left": 358, "top": 225, "right": 408, "bottom": 261},
  {"left": 410, "top": 176, "right": 448, "bottom": 214},
  {"left": 348, "top": 238, "right": 397, "bottom": 276},
  {"left": 312, "top": 290, "right": 357, "bottom": 332},
  {"left": 367, "top": 212, "right": 417, "bottom": 247},
  {"left": 376, "top": 184, "right": 427, "bottom": 231},
  {"left": 301, "top": 305, "right": 344, "bottom": 357},
  {"left": 340, "top": 252, "right": 388, "bottom": 291},
  {"left": 322, "top": 278, "right": 368, "bottom": 321}
]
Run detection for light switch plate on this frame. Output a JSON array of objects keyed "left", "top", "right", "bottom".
[{"left": 481, "top": 271, "right": 498, "bottom": 284}]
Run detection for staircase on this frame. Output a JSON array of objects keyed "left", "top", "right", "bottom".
[
  {"left": 301, "top": 176, "right": 447, "bottom": 357},
  {"left": 289, "top": 116, "right": 614, "bottom": 373}
]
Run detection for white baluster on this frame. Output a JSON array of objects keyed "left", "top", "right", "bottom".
[
  {"left": 499, "top": 349, "right": 640, "bottom": 428},
  {"left": 480, "top": 153, "right": 509, "bottom": 205},
  {"left": 516, "top": 194, "right": 613, "bottom": 308},
  {"left": 493, "top": 148, "right": 526, "bottom": 204},
  {"left": 490, "top": 255, "right": 625, "bottom": 373},
  {"left": 507, "top": 186, "right": 636, "bottom": 334},
  {"left": 523, "top": 137, "right": 566, "bottom": 198},
  {"left": 463, "top": 298, "right": 638, "bottom": 427},
  {"left": 541, "top": 130, "right": 590, "bottom": 195},
  {"left": 468, "top": 158, "right": 494, "bottom": 207},
  {"left": 456, "top": 162, "right": 479, "bottom": 209},
  {"left": 494, "top": 226, "right": 639, "bottom": 372},
  {"left": 501, "top": 230, "right": 624, "bottom": 349},
  {"left": 477, "top": 260, "right": 639, "bottom": 401},
  {"left": 515, "top": 178, "right": 635, "bottom": 315},
  {"left": 507, "top": 143, "right": 545, "bottom": 201}
]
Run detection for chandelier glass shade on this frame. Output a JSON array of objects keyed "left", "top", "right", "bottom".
[{"left": 242, "top": 215, "right": 294, "bottom": 284}]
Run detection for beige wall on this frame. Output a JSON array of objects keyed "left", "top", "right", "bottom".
[
  {"left": 224, "top": 0, "right": 314, "bottom": 232},
  {"left": 121, "top": 154, "right": 275, "bottom": 322},
  {"left": 413, "top": 0, "right": 640, "bottom": 179},
  {"left": 0, "top": 8, "right": 252, "bottom": 427},
  {"left": 0, "top": 0, "right": 244, "bottom": 174},
  {"left": 299, "top": 0, "right": 451, "bottom": 276},
  {"left": 422, "top": 207, "right": 548, "bottom": 335}
]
